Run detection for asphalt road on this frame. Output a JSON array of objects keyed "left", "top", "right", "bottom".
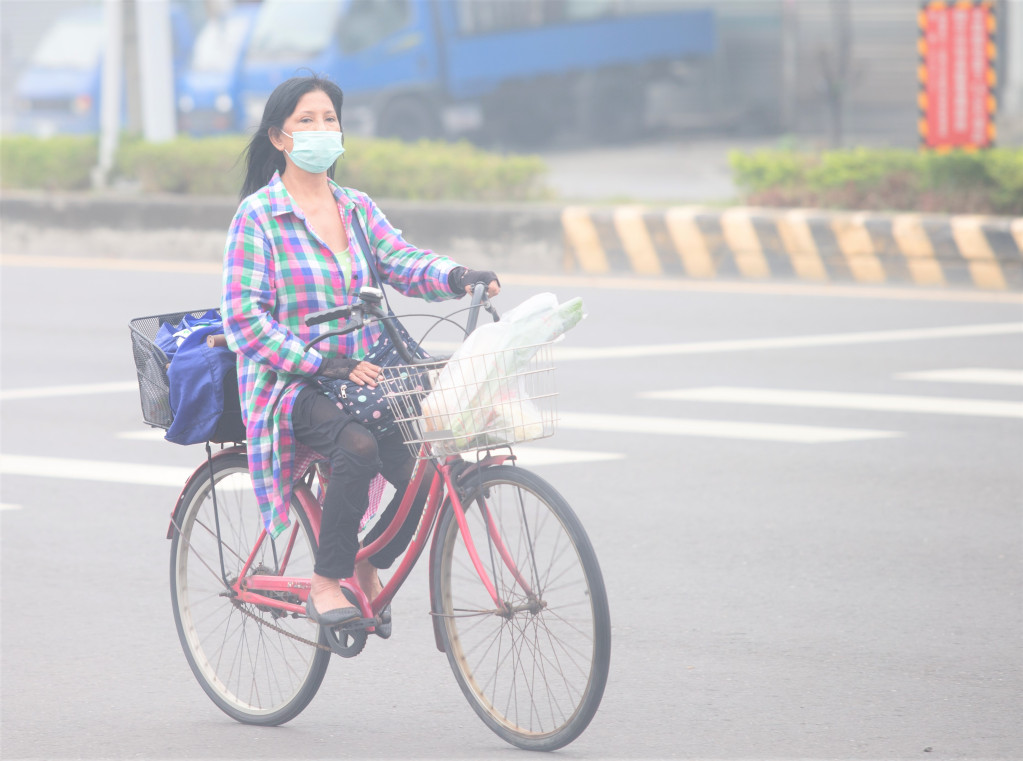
[{"left": 1, "top": 257, "right": 1021, "bottom": 760}]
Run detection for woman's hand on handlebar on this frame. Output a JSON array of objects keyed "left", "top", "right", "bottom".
[
  {"left": 450, "top": 267, "right": 501, "bottom": 297},
  {"left": 318, "top": 357, "right": 384, "bottom": 387}
]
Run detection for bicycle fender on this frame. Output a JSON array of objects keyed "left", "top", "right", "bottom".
[
  {"left": 428, "top": 521, "right": 447, "bottom": 653},
  {"left": 166, "top": 445, "right": 246, "bottom": 539}
]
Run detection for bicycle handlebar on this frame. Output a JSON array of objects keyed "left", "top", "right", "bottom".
[
  {"left": 304, "top": 304, "right": 353, "bottom": 327},
  {"left": 301, "top": 281, "right": 499, "bottom": 362},
  {"left": 464, "top": 281, "right": 499, "bottom": 335}
]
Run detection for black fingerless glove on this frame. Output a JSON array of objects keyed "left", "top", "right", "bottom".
[
  {"left": 317, "top": 356, "right": 360, "bottom": 380},
  {"left": 448, "top": 266, "right": 500, "bottom": 295}
]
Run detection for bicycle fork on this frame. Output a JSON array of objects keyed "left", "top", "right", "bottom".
[{"left": 440, "top": 464, "right": 545, "bottom": 618}]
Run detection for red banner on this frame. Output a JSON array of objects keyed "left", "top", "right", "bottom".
[{"left": 920, "top": 2, "right": 995, "bottom": 150}]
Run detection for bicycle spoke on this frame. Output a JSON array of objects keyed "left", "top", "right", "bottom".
[
  {"left": 434, "top": 468, "right": 610, "bottom": 749},
  {"left": 171, "top": 456, "right": 329, "bottom": 724}
]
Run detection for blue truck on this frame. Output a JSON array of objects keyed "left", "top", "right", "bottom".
[
  {"left": 239, "top": 0, "right": 716, "bottom": 144},
  {"left": 13, "top": 5, "right": 107, "bottom": 136},
  {"left": 14, "top": 3, "right": 197, "bottom": 137},
  {"left": 176, "top": 3, "right": 259, "bottom": 135}
]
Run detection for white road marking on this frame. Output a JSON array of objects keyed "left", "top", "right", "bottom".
[
  {"left": 424, "top": 323, "right": 1023, "bottom": 362},
  {"left": 896, "top": 368, "right": 1023, "bottom": 386},
  {"left": 1, "top": 504, "right": 23, "bottom": 511},
  {"left": 643, "top": 387, "right": 1023, "bottom": 419},
  {"left": 508, "top": 447, "right": 625, "bottom": 466},
  {"left": 114, "top": 430, "right": 624, "bottom": 466},
  {"left": 1, "top": 446, "right": 623, "bottom": 488},
  {"left": 0, "top": 381, "right": 138, "bottom": 401},
  {"left": 0, "top": 454, "right": 195, "bottom": 487},
  {"left": 0, "top": 254, "right": 221, "bottom": 274},
  {"left": 558, "top": 412, "right": 900, "bottom": 443},
  {"left": 551, "top": 322, "right": 1023, "bottom": 361},
  {"left": 2, "top": 323, "right": 1019, "bottom": 405},
  {"left": 114, "top": 433, "right": 625, "bottom": 467},
  {"left": 117, "top": 430, "right": 168, "bottom": 441}
]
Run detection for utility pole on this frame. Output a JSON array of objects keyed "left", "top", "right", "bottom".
[
  {"left": 135, "top": 0, "right": 177, "bottom": 142},
  {"left": 781, "top": 0, "right": 799, "bottom": 133},
  {"left": 819, "top": 0, "right": 853, "bottom": 148},
  {"left": 93, "top": 0, "right": 123, "bottom": 189}
]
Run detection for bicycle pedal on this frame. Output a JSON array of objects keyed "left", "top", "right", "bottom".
[{"left": 334, "top": 617, "right": 374, "bottom": 633}]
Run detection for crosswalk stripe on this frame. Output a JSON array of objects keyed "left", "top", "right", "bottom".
[
  {"left": 896, "top": 368, "right": 1023, "bottom": 386},
  {"left": 642, "top": 387, "right": 1023, "bottom": 419},
  {"left": 558, "top": 412, "right": 900, "bottom": 443}
]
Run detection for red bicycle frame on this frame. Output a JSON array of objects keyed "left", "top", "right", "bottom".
[{"left": 187, "top": 444, "right": 536, "bottom": 644}]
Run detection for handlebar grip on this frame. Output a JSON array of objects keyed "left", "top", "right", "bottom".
[
  {"left": 464, "top": 282, "right": 498, "bottom": 336},
  {"left": 464, "top": 283, "right": 485, "bottom": 335},
  {"left": 305, "top": 305, "right": 352, "bottom": 327}
]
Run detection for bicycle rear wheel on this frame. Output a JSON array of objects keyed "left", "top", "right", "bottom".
[
  {"left": 169, "top": 452, "right": 330, "bottom": 725},
  {"left": 431, "top": 465, "right": 611, "bottom": 751}
]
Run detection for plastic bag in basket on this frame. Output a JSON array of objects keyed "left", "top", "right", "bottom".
[{"left": 421, "top": 293, "right": 585, "bottom": 454}]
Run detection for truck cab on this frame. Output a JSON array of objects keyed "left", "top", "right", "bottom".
[
  {"left": 15, "top": 3, "right": 197, "bottom": 137},
  {"left": 177, "top": 3, "right": 259, "bottom": 135},
  {"left": 242, "top": 0, "right": 441, "bottom": 140},
  {"left": 13, "top": 6, "right": 106, "bottom": 136}
]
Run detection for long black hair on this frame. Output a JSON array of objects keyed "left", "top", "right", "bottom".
[{"left": 239, "top": 74, "right": 344, "bottom": 200}]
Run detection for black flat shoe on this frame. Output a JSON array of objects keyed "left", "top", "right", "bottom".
[
  {"left": 375, "top": 604, "right": 392, "bottom": 639},
  {"left": 306, "top": 595, "right": 360, "bottom": 628}
]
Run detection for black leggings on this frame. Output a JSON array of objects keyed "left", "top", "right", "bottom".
[{"left": 291, "top": 386, "right": 431, "bottom": 579}]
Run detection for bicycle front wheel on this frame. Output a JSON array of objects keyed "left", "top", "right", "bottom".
[
  {"left": 431, "top": 465, "right": 611, "bottom": 751},
  {"left": 169, "top": 452, "right": 330, "bottom": 725}
]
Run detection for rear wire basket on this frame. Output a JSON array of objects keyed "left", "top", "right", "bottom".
[
  {"left": 380, "top": 342, "right": 558, "bottom": 459},
  {"left": 129, "top": 309, "right": 219, "bottom": 430}
]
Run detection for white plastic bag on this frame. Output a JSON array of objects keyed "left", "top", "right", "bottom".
[{"left": 421, "top": 293, "right": 585, "bottom": 454}]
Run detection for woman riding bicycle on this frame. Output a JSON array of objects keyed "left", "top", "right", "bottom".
[{"left": 221, "top": 74, "right": 500, "bottom": 629}]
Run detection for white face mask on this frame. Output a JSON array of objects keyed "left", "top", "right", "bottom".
[{"left": 281, "top": 129, "right": 345, "bottom": 173}]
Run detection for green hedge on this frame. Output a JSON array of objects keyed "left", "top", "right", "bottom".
[
  {"left": 729, "top": 147, "right": 1023, "bottom": 216},
  {"left": 0, "top": 135, "right": 99, "bottom": 191},
  {"left": 1, "top": 134, "right": 550, "bottom": 201},
  {"left": 116, "top": 135, "right": 247, "bottom": 195},
  {"left": 327, "top": 136, "right": 549, "bottom": 202}
]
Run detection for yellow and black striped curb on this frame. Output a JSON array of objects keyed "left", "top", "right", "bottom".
[{"left": 561, "top": 206, "right": 1023, "bottom": 291}]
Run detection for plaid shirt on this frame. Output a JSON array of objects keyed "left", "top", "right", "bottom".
[{"left": 222, "top": 172, "right": 460, "bottom": 538}]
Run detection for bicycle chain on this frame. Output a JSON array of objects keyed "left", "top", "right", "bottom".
[{"left": 235, "top": 601, "right": 333, "bottom": 652}]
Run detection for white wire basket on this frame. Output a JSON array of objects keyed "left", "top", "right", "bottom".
[{"left": 380, "top": 341, "right": 558, "bottom": 459}]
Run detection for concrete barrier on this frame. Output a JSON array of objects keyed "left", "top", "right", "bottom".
[
  {"left": 3, "top": 191, "right": 1021, "bottom": 290},
  {"left": 0, "top": 191, "right": 567, "bottom": 273}
]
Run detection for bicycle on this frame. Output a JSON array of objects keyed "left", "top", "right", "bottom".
[{"left": 130, "top": 285, "right": 611, "bottom": 751}]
